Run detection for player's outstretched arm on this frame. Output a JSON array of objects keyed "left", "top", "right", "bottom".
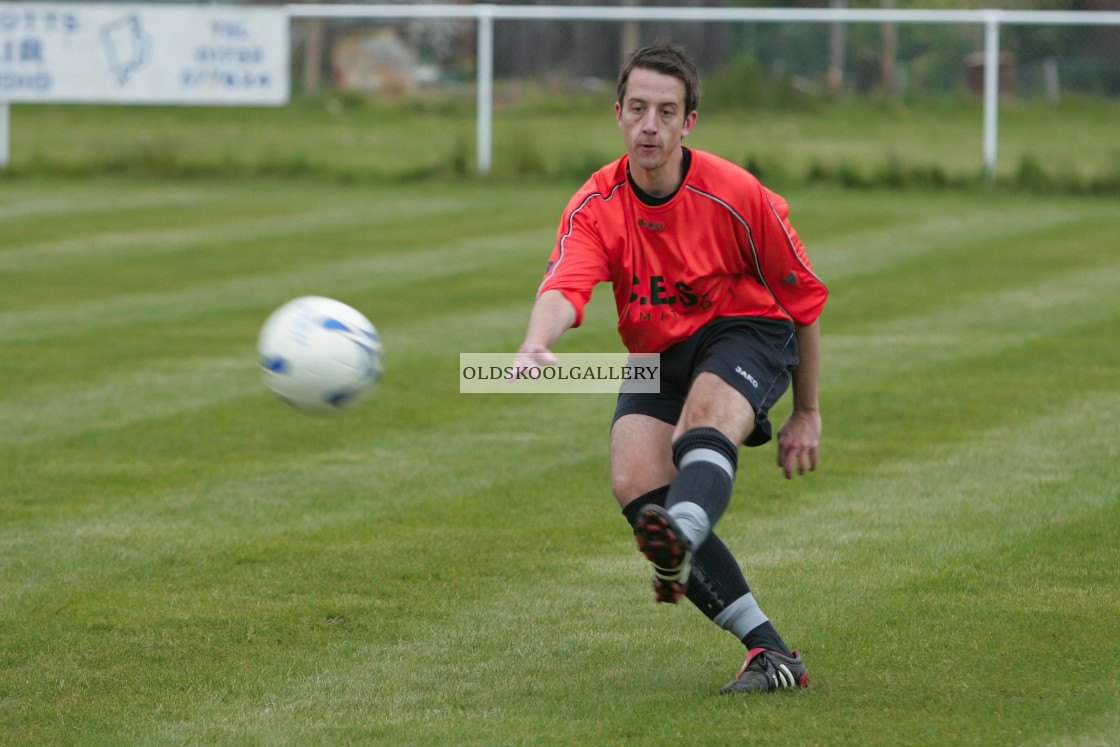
[
  {"left": 777, "top": 319, "right": 822, "bottom": 480},
  {"left": 516, "top": 289, "right": 578, "bottom": 367}
]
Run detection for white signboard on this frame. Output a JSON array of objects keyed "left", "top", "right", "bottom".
[{"left": 0, "top": 3, "right": 289, "bottom": 105}]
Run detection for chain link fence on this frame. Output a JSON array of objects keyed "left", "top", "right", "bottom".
[{"left": 291, "top": 1, "right": 1120, "bottom": 102}]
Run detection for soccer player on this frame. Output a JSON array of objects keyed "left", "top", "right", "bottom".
[{"left": 516, "top": 44, "right": 828, "bottom": 694}]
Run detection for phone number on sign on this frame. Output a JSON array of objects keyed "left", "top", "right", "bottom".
[{"left": 180, "top": 69, "right": 273, "bottom": 89}]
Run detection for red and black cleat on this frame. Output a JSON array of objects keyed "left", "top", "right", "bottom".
[
  {"left": 721, "top": 648, "right": 810, "bottom": 693},
  {"left": 633, "top": 505, "right": 693, "bottom": 604}
]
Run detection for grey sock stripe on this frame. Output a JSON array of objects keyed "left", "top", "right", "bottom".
[
  {"left": 677, "top": 447, "right": 735, "bottom": 480},
  {"left": 713, "top": 593, "right": 769, "bottom": 640},
  {"left": 667, "top": 501, "right": 710, "bottom": 549}
]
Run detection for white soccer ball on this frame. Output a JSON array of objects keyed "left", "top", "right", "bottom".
[{"left": 258, "top": 296, "right": 382, "bottom": 416}]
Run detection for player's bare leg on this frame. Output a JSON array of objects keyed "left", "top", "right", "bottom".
[
  {"left": 673, "top": 372, "right": 754, "bottom": 443},
  {"left": 612, "top": 377, "right": 808, "bottom": 691},
  {"left": 610, "top": 414, "right": 676, "bottom": 509},
  {"left": 610, "top": 415, "right": 693, "bottom": 601}
]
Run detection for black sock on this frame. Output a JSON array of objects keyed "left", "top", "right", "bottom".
[
  {"left": 743, "top": 620, "right": 792, "bottom": 655},
  {"left": 665, "top": 427, "right": 739, "bottom": 534}
]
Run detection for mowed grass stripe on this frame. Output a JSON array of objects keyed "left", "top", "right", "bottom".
[
  {"left": 19, "top": 389, "right": 1107, "bottom": 746},
  {"left": 3, "top": 249, "right": 1114, "bottom": 448},
  {"left": 0, "top": 420, "right": 616, "bottom": 740},
  {"left": 808, "top": 199, "right": 1104, "bottom": 283},
  {"left": 824, "top": 255, "right": 1120, "bottom": 378},
  {"left": 817, "top": 216, "right": 1119, "bottom": 326},
  {"left": 0, "top": 395, "right": 607, "bottom": 606},
  {"left": 0, "top": 183, "right": 563, "bottom": 311},
  {"left": 2, "top": 182, "right": 1118, "bottom": 745},
  {"left": 2, "top": 186, "right": 1114, "bottom": 391},
  {"left": 0, "top": 225, "right": 548, "bottom": 343},
  {"left": 6, "top": 406, "right": 1114, "bottom": 745},
  {"left": 777, "top": 396, "right": 1119, "bottom": 745},
  {"left": 0, "top": 182, "right": 558, "bottom": 401},
  {"left": 4, "top": 316, "right": 1112, "bottom": 618},
  {"left": 6, "top": 303, "right": 1113, "bottom": 590},
  {"left": 0, "top": 198, "right": 465, "bottom": 275},
  {"left": 0, "top": 187, "right": 209, "bottom": 222},
  {"left": 259, "top": 391, "right": 1119, "bottom": 744},
  {"left": 732, "top": 390, "right": 1118, "bottom": 577},
  {"left": 0, "top": 288, "right": 541, "bottom": 446}
]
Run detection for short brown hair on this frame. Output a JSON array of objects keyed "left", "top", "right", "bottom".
[{"left": 617, "top": 44, "right": 701, "bottom": 115}]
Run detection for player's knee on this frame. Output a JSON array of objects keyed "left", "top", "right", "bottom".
[
  {"left": 610, "top": 472, "right": 640, "bottom": 504},
  {"left": 611, "top": 469, "right": 662, "bottom": 505}
]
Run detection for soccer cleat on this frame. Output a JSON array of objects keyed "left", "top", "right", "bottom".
[
  {"left": 721, "top": 648, "right": 810, "bottom": 694},
  {"left": 633, "top": 505, "right": 693, "bottom": 604}
]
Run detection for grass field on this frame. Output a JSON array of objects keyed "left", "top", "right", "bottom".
[
  {"left": 6, "top": 94, "right": 1120, "bottom": 189},
  {"left": 1, "top": 169, "right": 1117, "bottom": 745},
  {"left": 3, "top": 84, "right": 1120, "bottom": 745}
]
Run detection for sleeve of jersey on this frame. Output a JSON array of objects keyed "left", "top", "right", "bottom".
[
  {"left": 754, "top": 187, "right": 829, "bottom": 325},
  {"left": 535, "top": 195, "right": 611, "bottom": 328}
]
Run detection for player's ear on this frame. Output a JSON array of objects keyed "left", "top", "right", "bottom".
[
  {"left": 681, "top": 110, "right": 697, "bottom": 139},
  {"left": 615, "top": 101, "right": 623, "bottom": 127}
]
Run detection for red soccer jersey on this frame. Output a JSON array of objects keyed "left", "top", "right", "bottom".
[{"left": 537, "top": 149, "right": 828, "bottom": 353}]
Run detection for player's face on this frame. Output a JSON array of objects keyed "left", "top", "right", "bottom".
[{"left": 615, "top": 68, "right": 696, "bottom": 185}]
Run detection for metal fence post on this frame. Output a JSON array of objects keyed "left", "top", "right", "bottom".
[
  {"left": 982, "top": 13, "right": 1001, "bottom": 182},
  {"left": 476, "top": 4, "right": 495, "bottom": 176},
  {"left": 0, "top": 102, "right": 9, "bottom": 169}
]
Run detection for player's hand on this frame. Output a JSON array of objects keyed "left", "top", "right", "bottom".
[
  {"left": 776, "top": 408, "right": 821, "bottom": 480},
  {"left": 511, "top": 344, "right": 559, "bottom": 379}
]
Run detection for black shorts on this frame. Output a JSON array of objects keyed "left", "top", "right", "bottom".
[{"left": 613, "top": 316, "right": 799, "bottom": 447}]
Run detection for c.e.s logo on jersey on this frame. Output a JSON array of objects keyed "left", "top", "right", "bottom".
[{"left": 628, "top": 275, "right": 712, "bottom": 308}]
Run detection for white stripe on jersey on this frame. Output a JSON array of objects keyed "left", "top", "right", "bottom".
[{"left": 536, "top": 180, "right": 626, "bottom": 297}]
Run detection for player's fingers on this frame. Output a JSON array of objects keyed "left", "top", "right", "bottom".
[
  {"left": 516, "top": 349, "right": 559, "bottom": 367},
  {"left": 780, "top": 443, "right": 816, "bottom": 479},
  {"left": 797, "top": 446, "right": 819, "bottom": 476},
  {"left": 779, "top": 444, "right": 797, "bottom": 480},
  {"left": 511, "top": 349, "right": 559, "bottom": 376}
]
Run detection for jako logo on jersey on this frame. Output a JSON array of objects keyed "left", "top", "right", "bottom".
[
  {"left": 735, "top": 366, "right": 759, "bottom": 388},
  {"left": 637, "top": 218, "right": 665, "bottom": 231},
  {"left": 629, "top": 275, "right": 711, "bottom": 308}
]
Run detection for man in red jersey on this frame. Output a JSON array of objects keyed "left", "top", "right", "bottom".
[{"left": 516, "top": 44, "right": 827, "bottom": 694}]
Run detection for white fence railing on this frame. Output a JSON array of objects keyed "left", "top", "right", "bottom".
[
  {"left": 287, "top": 4, "right": 1120, "bottom": 179},
  {"left": 3, "top": 5, "right": 1119, "bottom": 175}
]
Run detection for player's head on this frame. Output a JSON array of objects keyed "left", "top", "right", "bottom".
[{"left": 617, "top": 44, "right": 701, "bottom": 117}]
